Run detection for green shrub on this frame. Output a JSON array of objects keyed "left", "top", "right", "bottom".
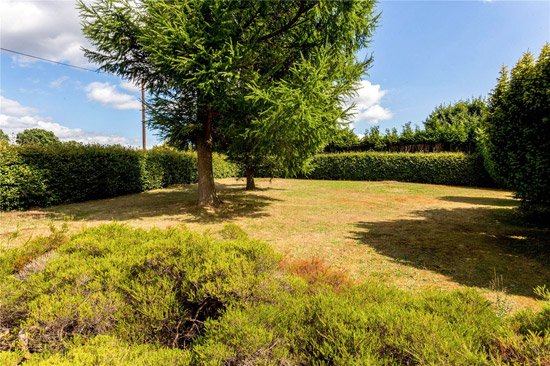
[
  {"left": 298, "top": 152, "right": 492, "bottom": 187},
  {"left": 1, "top": 224, "right": 548, "bottom": 364},
  {"left": 0, "top": 144, "right": 238, "bottom": 211}
]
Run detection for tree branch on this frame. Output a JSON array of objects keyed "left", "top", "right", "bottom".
[{"left": 258, "top": 2, "right": 316, "bottom": 42}]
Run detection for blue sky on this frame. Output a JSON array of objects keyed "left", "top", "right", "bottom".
[{"left": 1, "top": 0, "right": 549, "bottom": 146}]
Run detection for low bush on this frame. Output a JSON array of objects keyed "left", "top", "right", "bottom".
[
  {"left": 0, "top": 144, "right": 239, "bottom": 210},
  {"left": 300, "top": 152, "right": 493, "bottom": 187},
  {"left": 1, "top": 224, "right": 548, "bottom": 365}
]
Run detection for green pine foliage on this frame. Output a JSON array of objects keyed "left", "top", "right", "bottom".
[
  {"left": 0, "top": 144, "right": 238, "bottom": 211},
  {"left": 484, "top": 44, "right": 550, "bottom": 215},
  {"left": 79, "top": 1, "right": 380, "bottom": 203},
  {"left": 0, "top": 224, "right": 548, "bottom": 364}
]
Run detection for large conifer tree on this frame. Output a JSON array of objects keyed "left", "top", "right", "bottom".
[{"left": 79, "top": 0, "right": 378, "bottom": 205}]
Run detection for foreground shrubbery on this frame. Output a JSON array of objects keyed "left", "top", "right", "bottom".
[
  {"left": 1, "top": 224, "right": 548, "bottom": 365},
  {"left": 300, "top": 152, "right": 492, "bottom": 187},
  {"left": 0, "top": 143, "right": 238, "bottom": 211}
]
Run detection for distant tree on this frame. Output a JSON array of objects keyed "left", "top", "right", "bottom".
[
  {"left": 62, "top": 140, "right": 84, "bottom": 147},
  {"left": 0, "top": 129, "right": 9, "bottom": 143},
  {"left": 16, "top": 129, "right": 60, "bottom": 145},
  {"left": 384, "top": 127, "right": 399, "bottom": 146},
  {"left": 325, "top": 126, "right": 361, "bottom": 152},
  {"left": 484, "top": 44, "right": 550, "bottom": 215},
  {"left": 361, "top": 126, "right": 386, "bottom": 151},
  {"left": 423, "top": 98, "right": 486, "bottom": 146},
  {"left": 80, "top": 0, "right": 378, "bottom": 203},
  {"left": 399, "top": 122, "right": 416, "bottom": 145}
]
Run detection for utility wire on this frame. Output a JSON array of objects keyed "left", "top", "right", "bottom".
[
  {"left": 0, "top": 47, "right": 105, "bottom": 74},
  {"left": 1, "top": 47, "right": 148, "bottom": 150}
]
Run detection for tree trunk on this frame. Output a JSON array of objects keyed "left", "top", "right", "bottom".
[
  {"left": 245, "top": 164, "right": 256, "bottom": 190},
  {"left": 196, "top": 111, "right": 221, "bottom": 207}
]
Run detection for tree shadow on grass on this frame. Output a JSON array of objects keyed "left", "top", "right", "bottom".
[
  {"left": 440, "top": 196, "right": 519, "bottom": 207},
  {"left": 44, "top": 181, "right": 282, "bottom": 224},
  {"left": 350, "top": 206, "right": 550, "bottom": 298}
]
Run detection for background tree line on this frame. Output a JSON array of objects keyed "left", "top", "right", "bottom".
[{"left": 325, "top": 97, "right": 486, "bottom": 153}]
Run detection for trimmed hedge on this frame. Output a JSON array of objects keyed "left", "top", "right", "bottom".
[
  {"left": 0, "top": 143, "right": 238, "bottom": 211},
  {"left": 297, "top": 152, "right": 493, "bottom": 187}
]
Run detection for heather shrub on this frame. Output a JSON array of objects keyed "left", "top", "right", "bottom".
[
  {"left": 1, "top": 225, "right": 548, "bottom": 364},
  {"left": 0, "top": 224, "right": 281, "bottom": 354}
]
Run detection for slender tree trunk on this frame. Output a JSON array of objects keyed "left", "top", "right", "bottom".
[
  {"left": 245, "top": 164, "right": 256, "bottom": 190},
  {"left": 196, "top": 110, "right": 221, "bottom": 207}
]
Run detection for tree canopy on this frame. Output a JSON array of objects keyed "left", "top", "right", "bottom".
[
  {"left": 79, "top": 0, "right": 379, "bottom": 204},
  {"left": 16, "top": 129, "right": 60, "bottom": 146},
  {"left": 0, "top": 129, "right": 9, "bottom": 143},
  {"left": 423, "top": 97, "right": 486, "bottom": 146}
]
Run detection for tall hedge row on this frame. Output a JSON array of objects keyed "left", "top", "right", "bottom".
[
  {"left": 1, "top": 144, "right": 494, "bottom": 211},
  {"left": 0, "top": 144, "right": 238, "bottom": 211},
  {"left": 297, "top": 152, "right": 492, "bottom": 187}
]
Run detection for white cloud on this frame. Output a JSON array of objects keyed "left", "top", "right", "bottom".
[
  {"left": 0, "top": 95, "right": 138, "bottom": 146},
  {"left": 0, "top": 95, "right": 37, "bottom": 116},
  {"left": 49, "top": 76, "right": 70, "bottom": 89},
  {"left": 356, "top": 105, "right": 393, "bottom": 125},
  {"left": 347, "top": 80, "right": 393, "bottom": 126},
  {"left": 0, "top": 0, "right": 92, "bottom": 67},
  {"left": 120, "top": 80, "right": 142, "bottom": 93},
  {"left": 85, "top": 82, "right": 141, "bottom": 110}
]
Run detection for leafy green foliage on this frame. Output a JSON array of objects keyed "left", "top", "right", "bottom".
[
  {"left": 0, "top": 129, "right": 9, "bottom": 143},
  {"left": 0, "top": 144, "right": 238, "bottom": 211},
  {"left": 325, "top": 99, "right": 487, "bottom": 153},
  {"left": 324, "top": 126, "right": 361, "bottom": 152},
  {"left": 423, "top": 97, "right": 486, "bottom": 146},
  {"left": 484, "top": 44, "right": 550, "bottom": 214},
  {"left": 15, "top": 129, "right": 60, "bottom": 146},
  {"left": 295, "top": 152, "right": 492, "bottom": 187},
  {"left": 0, "top": 143, "right": 47, "bottom": 211},
  {"left": 1, "top": 224, "right": 548, "bottom": 364}
]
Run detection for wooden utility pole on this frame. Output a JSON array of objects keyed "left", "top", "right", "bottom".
[{"left": 141, "top": 80, "right": 146, "bottom": 150}]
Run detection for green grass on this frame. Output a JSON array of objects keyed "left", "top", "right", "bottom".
[{"left": 1, "top": 178, "right": 548, "bottom": 311}]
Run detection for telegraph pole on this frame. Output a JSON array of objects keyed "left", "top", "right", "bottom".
[{"left": 142, "top": 80, "right": 146, "bottom": 150}]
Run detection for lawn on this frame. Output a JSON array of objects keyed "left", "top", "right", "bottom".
[{"left": 1, "top": 178, "right": 548, "bottom": 311}]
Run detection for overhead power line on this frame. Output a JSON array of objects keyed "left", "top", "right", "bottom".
[
  {"left": 0, "top": 47, "right": 104, "bottom": 73},
  {"left": 1, "top": 47, "right": 148, "bottom": 150}
]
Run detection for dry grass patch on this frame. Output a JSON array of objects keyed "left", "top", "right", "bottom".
[{"left": 1, "top": 178, "right": 548, "bottom": 311}]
